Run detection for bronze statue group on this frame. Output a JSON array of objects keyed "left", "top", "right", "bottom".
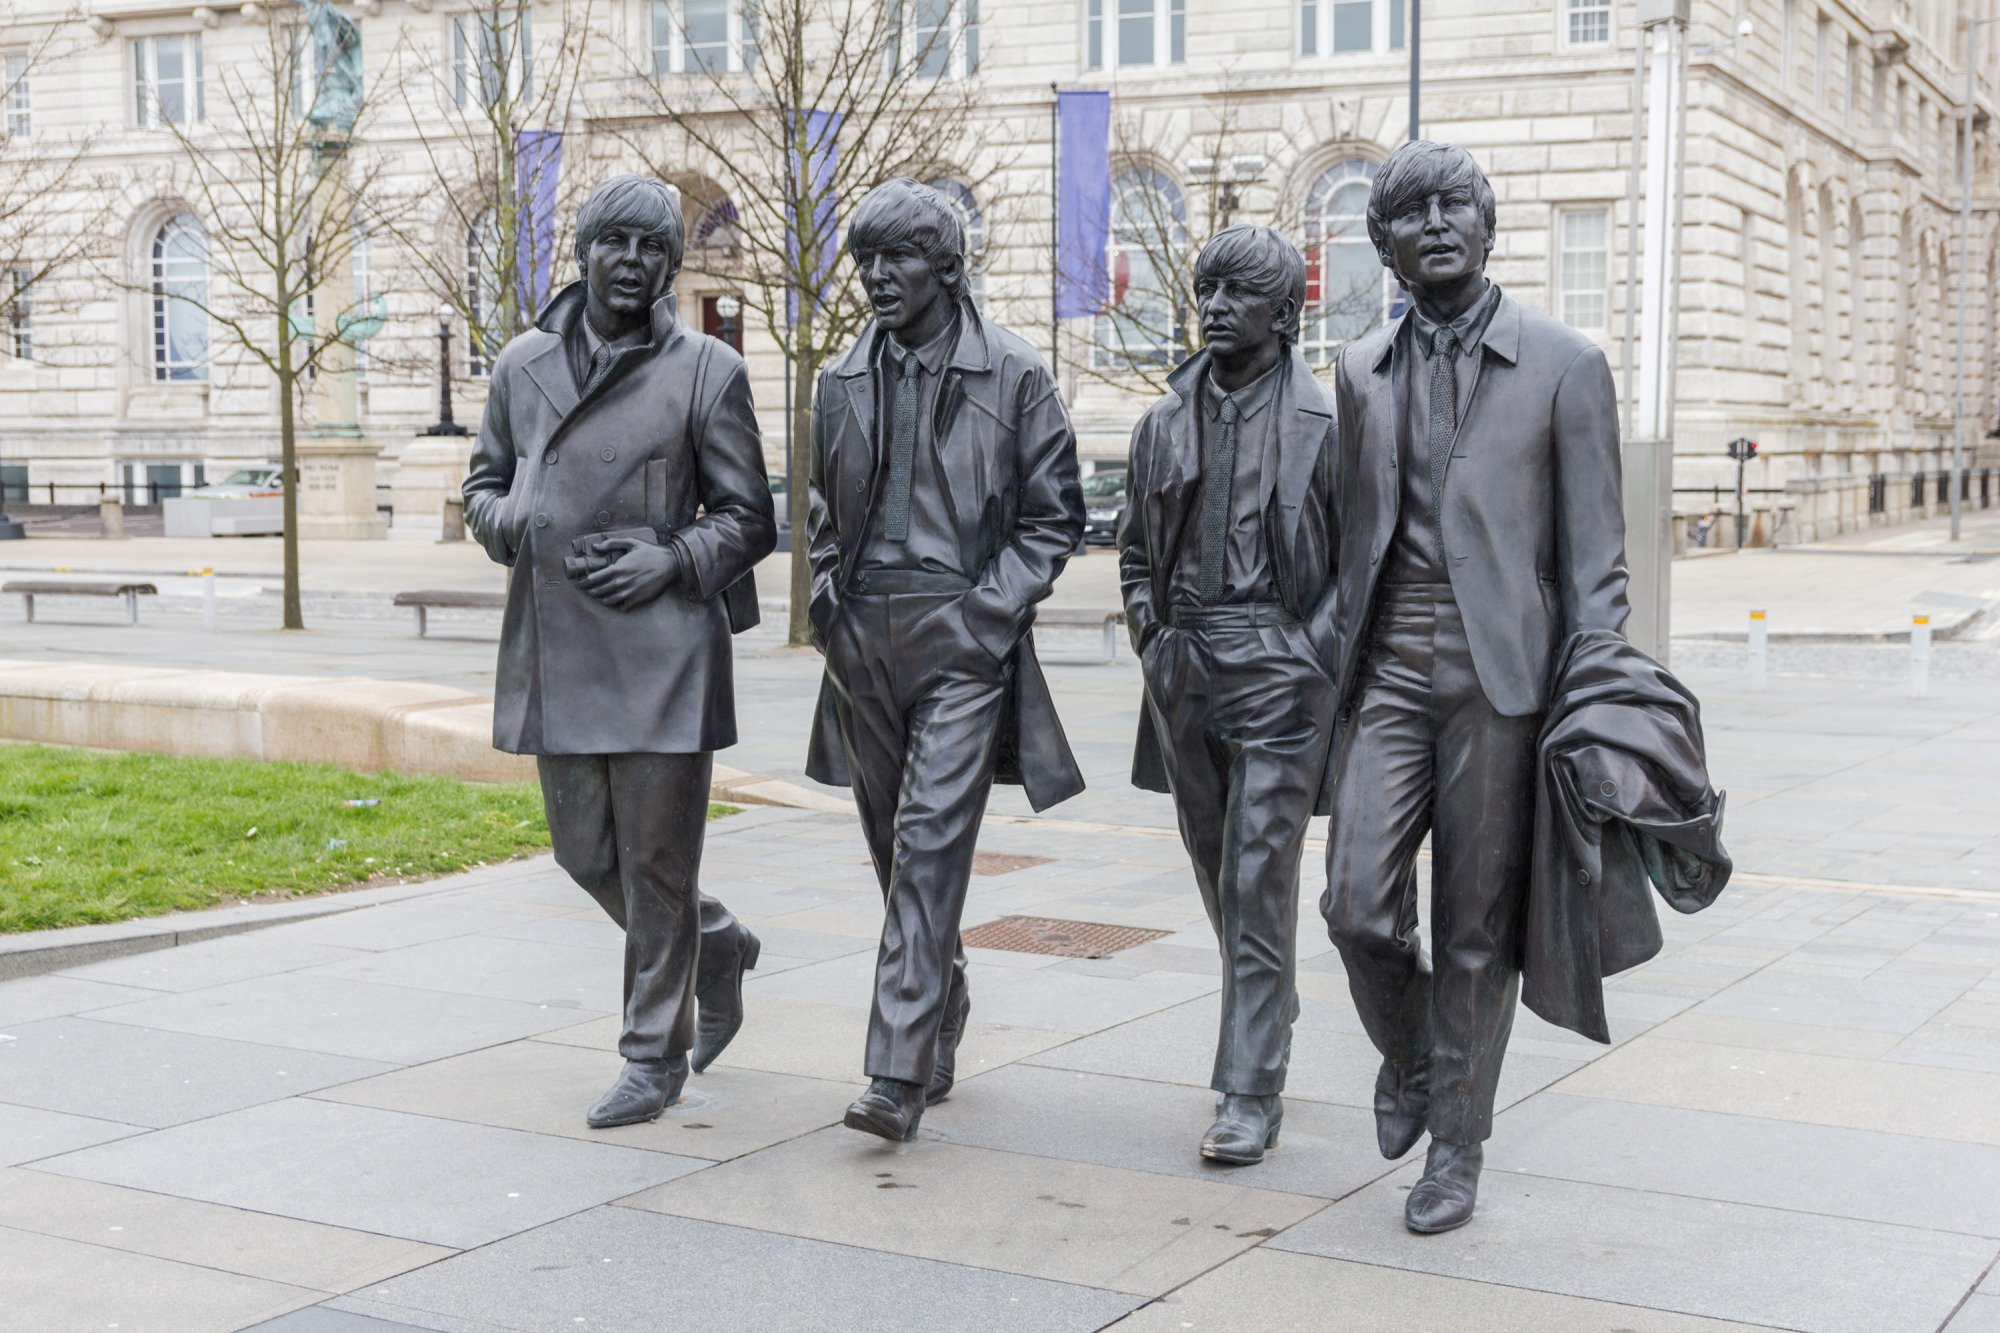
[{"left": 464, "top": 145, "right": 1730, "bottom": 1237}]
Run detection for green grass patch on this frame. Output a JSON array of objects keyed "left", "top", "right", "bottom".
[{"left": 0, "top": 743, "right": 734, "bottom": 933}]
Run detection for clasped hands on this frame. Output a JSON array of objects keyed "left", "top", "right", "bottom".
[{"left": 575, "top": 536, "right": 682, "bottom": 611}]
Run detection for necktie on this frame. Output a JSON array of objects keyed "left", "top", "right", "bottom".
[
  {"left": 581, "top": 343, "right": 618, "bottom": 400},
  {"left": 1427, "top": 327, "right": 1457, "bottom": 563},
  {"left": 1197, "top": 395, "right": 1240, "bottom": 605},
  {"left": 882, "top": 352, "right": 920, "bottom": 542}
]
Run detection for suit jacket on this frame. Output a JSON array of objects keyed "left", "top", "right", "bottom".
[
  {"left": 1330, "top": 289, "right": 1629, "bottom": 717},
  {"left": 463, "top": 283, "right": 776, "bottom": 755},
  {"left": 1118, "top": 348, "right": 1340, "bottom": 801},
  {"left": 1525, "top": 629, "right": 1730, "bottom": 1042},
  {"left": 803, "top": 301, "right": 1087, "bottom": 812}
]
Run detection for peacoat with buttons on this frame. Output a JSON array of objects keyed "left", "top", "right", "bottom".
[{"left": 463, "top": 282, "right": 776, "bottom": 756}]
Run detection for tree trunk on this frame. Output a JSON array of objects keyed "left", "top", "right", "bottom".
[
  {"left": 786, "top": 327, "right": 818, "bottom": 648},
  {"left": 277, "top": 315, "right": 304, "bottom": 631}
]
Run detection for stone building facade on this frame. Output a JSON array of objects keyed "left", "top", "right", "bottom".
[{"left": 0, "top": 0, "right": 1994, "bottom": 542}]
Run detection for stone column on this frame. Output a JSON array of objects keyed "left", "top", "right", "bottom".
[
  {"left": 297, "top": 131, "right": 385, "bottom": 540},
  {"left": 390, "top": 431, "right": 477, "bottom": 540}
]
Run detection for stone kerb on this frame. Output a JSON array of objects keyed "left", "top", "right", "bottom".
[{"left": 0, "top": 659, "right": 532, "bottom": 783}]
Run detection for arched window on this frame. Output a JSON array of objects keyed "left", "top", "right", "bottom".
[
  {"left": 1301, "top": 158, "right": 1393, "bottom": 363},
  {"left": 151, "top": 212, "right": 208, "bottom": 381},
  {"left": 690, "top": 196, "right": 740, "bottom": 251},
  {"left": 1095, "top": 166, "right": 1186, "bottom": 368},
  {"left": 467, "top": 208, "right": 503, "bottom": 377},
  {"left": 925, "top": 177, "right": 984, "bottom": 303}
]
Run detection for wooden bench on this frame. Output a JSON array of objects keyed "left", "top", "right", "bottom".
[
  {"left": 1035, "top": 608, "right": 1127, "bottom": 664},
  {"left": 394, "top": 589, "right": 508, "bottom": 638},
  {"left": 4, "top": 579, "right": 158, "bottom": 625}
]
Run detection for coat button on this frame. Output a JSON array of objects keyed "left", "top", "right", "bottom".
[
  {"left": 852, "top": 574, "right": 870, "bottom": 592},
  {"left": 1599, "top": 780, "right": 1617, "bottom": 797},
  {"left": 600, "top": 447, "right": 616, "bottom": 462},
  {"left": 1369, "top": 548, "right": 1380, "bottom": 564},
  {"left": 1578, "top": 869, "right": 1591, "bottom": 884},
  {"left": 533, "top": 513, "right": 549, "bottom": 528},
  {"left": 854, "top": 479, "right": 866, "bottom": 493},
  {"left": 544, "top": 451, "right": 558, "bottom": 465},
  {"left": 595, "top": 510, "right": 611, "bottom": 526}
]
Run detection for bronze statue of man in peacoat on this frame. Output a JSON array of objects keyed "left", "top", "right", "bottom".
[
  {"left": 464, "top": 175, "right": 775, "bottom": 1130},
  {"left": 1119, "top": 225, "right": 1340, "bottom": 1165},
  {"left": 805, "top": 178, "right": 1086, "bottom": 1143}
]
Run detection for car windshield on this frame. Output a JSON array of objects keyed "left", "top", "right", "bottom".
[
  {"left": 220, "top": 469, "right": 273, "bottom": 485},
  {"left": 1081, "top": 473, "right": 1127, "bottom": 498}
]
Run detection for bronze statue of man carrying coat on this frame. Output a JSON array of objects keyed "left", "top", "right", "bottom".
[{"left": 464, "top": 175, "right": 775, "bottom": 1130}]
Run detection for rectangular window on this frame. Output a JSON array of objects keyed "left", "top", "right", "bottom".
[
  {"left": 1331, "top": 0, "right": 1370, "bottom": 50},
  {"left": 1388, "top": 0, "right": 1404, "bottom": 48},
  {"left": 1086, "top": 0, "right": 1103, "bottom": 68},
  {"left": 9, "top": 269, "right": 30, "bottom": 361},
  {"left": 1093, "top": 0, "right": 1179, "bottom": 67},
  {"left": 1813, "top": 15, "right": 1830, "bottom": 107},
  {"left": 1566, "top": 0, "right": 1610, "bottom": 46},
  {"left": 1301, "top": 0, "right": 1317, "bottom": 55},
  {"left": 652, "top": 0, "right": 757, "bottom": 75},
  {"left": 0, "top": 464, "right": 25, "bottom": 503},
  {"left": 1168, "top": 0, "right": 1183, "bottom": 62},
  {"left": 453, "top": 9, "right": 532, "bottom": 107},
  {"left": 1117, "top": 0, "right": 1154, "bottom": 66},
  {"left": 1302, "top": 0, "right": 1403, "bottom": 56},
  {"left": 1557, "top": 208, "right": 1610, "bottom": 330},
  {"left": 133, "top": 34, "right": 203, "bottom": 128},
  {"left": 4, "top": 51, "right": 28, "bottom": 139}
]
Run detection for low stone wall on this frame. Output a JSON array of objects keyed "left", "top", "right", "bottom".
[{"left": 0, "top": 659, "right": 533, "bottom": 783}]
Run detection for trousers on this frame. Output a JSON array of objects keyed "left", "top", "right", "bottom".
[
  {"left": 1320, "top": 589, "right": 1540, "bottom": 1143},
  {"left": 825, "top": 589, "right": 1007, "bottom": 1085},
  {"left": 1146, "top": 606, "right": 1335, "bottom": 1094},
  {"left": 538, "top": 751, "right": 739, "bottom": 1064}
]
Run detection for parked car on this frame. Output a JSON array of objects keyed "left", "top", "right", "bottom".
[
  {"left": 190, "top": 467, "right": 283, "bottom": 498},
  {"left": 1080, "top": 470, "right": 1128, "bottom": 547}
]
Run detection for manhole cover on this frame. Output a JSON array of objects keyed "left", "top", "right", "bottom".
[
  {"left": 970, "top": 852, "right": 1053, "bottom": 877},
  {"left": 961, "top": 915, "right": 1171, "bottom": 958}
]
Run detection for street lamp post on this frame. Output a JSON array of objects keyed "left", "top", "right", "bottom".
[
  {"left": 715, "top": 293, "right": 741, "bottom": 352},
  {"left": 1952, "top": 16, "right": 1998, "bottom": 543},
  {"left": 423, "top": 302, "right": 469, "bottom": 437}
]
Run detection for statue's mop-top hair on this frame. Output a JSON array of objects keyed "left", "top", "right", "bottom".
[
  {"left": 845, "top": 178, "right": 970, "bottom": 301},
  {"left": 573, "top": 175, "right": 686, "bottom": 279},
  {"left": 1195, "top": 225, "right": 1308, "bottom": 346},
  {"left": 1365, "top": 141, "right": 1498, "bottom": 268}
]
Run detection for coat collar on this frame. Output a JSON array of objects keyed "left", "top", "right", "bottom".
[
  {"left": 534, "top": 279, "right": 681, "bottom": 344},
  {"left": 833, "top": 297, "right": 992, "bottom": 380},
  {"left": 522, "top": 281, "right": 683, "bottom": 419},
  {"left": 1369, "top": 284, "right": 1521, "bottom": 373}
]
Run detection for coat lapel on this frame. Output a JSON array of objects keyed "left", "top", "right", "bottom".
[
  {"left": 522, "top": 341, "right": 579, "bottom": 421},
  {"left": 1274, "top": 359, "right": 1328, "bottom": 537}
]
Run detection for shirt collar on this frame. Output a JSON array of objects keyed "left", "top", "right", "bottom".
[
  {"left": 582, "top": 311, "right": 652, "bottom": 357},
  {"left": 1409, "top": 280, "right": 1500, "bottom": 356},
  {"left": 1201, "top": 358, "right": 1282, "bottom": 421},
  {"left": 885, "top": 315, "right": 958, "bottom": 376}
]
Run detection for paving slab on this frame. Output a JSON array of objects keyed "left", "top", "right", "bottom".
[
  {"left": 0, "top": 1226, "right": 320, "bottom": 1332},
  {"left": 36, "top": 1097, "right": 708, "bottom": 1250},
  {"left": 58, "top": 932, "right": 365, "bottom": 993},
  {"left": 337, "top": 1206, "right": 1140, "bottom": 1333},
  {"left": 0, "top": 1167, "right": 453, "bottom": 1291},
  {"left": 0, "top": 973, "right": 163, "bottom": 1025},
  {"left": 1492, "top": 1092, "right": 2000, "bottom": 1236},
  {"left": 1948, "top": 1295, "right": 2000, "bottom": 1333},
  {"left": 0, "top": 1016, "right": 393, "bottom": 1127},
  {"left": 249, "top": 1309, "right": 439, "bottom": 1332},
  {"left": 1647, "top": 1010, "right": 1904, "bottom": 1058},
  {"left": 1111, "top": 1248, "right": 1775, "bottom": 1331},
  {"left": 302, "top": 933, "right": 625, "bottom": 1011},
  {"left": 1555, "top": 1034, "right": 2000, "bottom": 1144},
  {"left": 925, "top": 1064, "right": 1391, "bottom": 1202},
  {"left": 314, "top": 1039, "right": 851, "bottom": 1161},
  {"left": 84, "top": 970, "right": 602, "bottom": 1064},
  {"left": 0, "top": 1102, "right": 140, "bottom": 1165},
  {"left": 620, "top": 1125, "right": 1325, "bottom": 1296},
  {"left": 1270, "top": 1167, "right": 1992, "bottom": 1333}
]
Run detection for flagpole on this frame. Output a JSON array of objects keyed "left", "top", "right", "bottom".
[{"left": 1050, "top": 82, "right": 1060, "bottom": 370}]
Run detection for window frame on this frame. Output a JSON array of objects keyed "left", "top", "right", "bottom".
[
  {"left": 8, "top": 267, "right": 30, "bottom": 361},
  {"left": 1560, "top": 0, "right": 1612, "bottom": 49},
  {"left": 4, "top": 50, "right": 29, "bottom": 139},
  {"left": 650, "top": 0, "right": 760, "bottom": 76},
  {"left": 1299, "top": 0, "right": 1405, "bottom": 58},
  {"left": 466, "top": 208, "right": 503, "bottom": 378},
  {"left": 889, "top": 0, "right": 978, "bottom": 79},
  {"left": 1300, "top": 157, "right": 1395, "bottom": 363},
  {"left": 1093, "top": 165, "right": 1189, "bottom": 370},
  {"left": 1085, "top": 0, "right": 1184, "bottom": 71},
  {"left": 133, "top": 33, "right": 205, "bottom": 129},
  {"left": 1553, "top": 204, "right": 1612, "bottom": 332},
  {"left": 925, "top": 177, "right": 984, "bottom": 301},
  {"left": 452, "top": 7, "right": 533, "bottom": 109},
  {"left": 150, "top": 212, "right": 209, "bottom": 383}
]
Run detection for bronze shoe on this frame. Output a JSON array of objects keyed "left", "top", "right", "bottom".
[
  {"left": 1405, "top": 1138, "right": 1483, "bottom": 1234},
  {"left": 1200, "top": 1094, "right": 1283, "bottom": 1165}
]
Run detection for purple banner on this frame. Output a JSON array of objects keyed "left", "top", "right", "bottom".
[
  {"left": 787, "top": 109, "right": 841, "bottom": 325},
  {"left": 516, "top": 129, "right": 563, "bottom": 314},
  {"left": 1054, "top": 90, "right": 1110, "bottom": 319}
]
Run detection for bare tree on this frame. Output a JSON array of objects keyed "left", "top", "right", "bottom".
[
  {"left": 614, "top": 0, "right": 1004, "bottom": 646},
  {"left": 1069, "top": 87, "right": 1386, "bottom": 395},
  {"left": 141, "top": 5, "right": 393, "bottom": 628},
  {"left": 375, "top": 0, "right": 596, "bottom": 373},
  {"left": 0, "top": 9, "right": 120, "bottom": 354}
]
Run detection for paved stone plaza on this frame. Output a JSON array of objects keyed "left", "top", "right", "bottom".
[{"left": 3, "top": 515, "right": 2000, "bottom": 1330}]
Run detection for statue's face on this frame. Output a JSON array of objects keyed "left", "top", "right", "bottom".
[
  {"left": 1196, "top": 273, "right": 1287, "bottom": 361},
  {"left": 585, "top": 225, "right": 672, "bottom": 319},
  {"left": 855, "top": 244, "right": 953, "bottom": 333},
  {"left": 1383, "top": 185, "right": 1487, "bottom": 290}
]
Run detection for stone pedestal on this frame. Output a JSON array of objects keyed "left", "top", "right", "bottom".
[
  {"left": 296, "top": 431, "right": 386, "bottom": 539},
  {"left": 390, "top": 430, "right": 474, "bottom": 541}
]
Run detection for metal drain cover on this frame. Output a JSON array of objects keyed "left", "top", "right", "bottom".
[
  {"left": 960, "top": 915, "right": 1172, "bottom": 958},
  {"left": 970, "top": 852, "right": 1053, "bottom": 877}
]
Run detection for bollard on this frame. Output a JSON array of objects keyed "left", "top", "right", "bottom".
[
  {"left": 439, "top": 495, "right": 466, "bottom": 543},
  {"left": 98, "top": 497, "right": 126, "bottom": 540},
  {"left": 1747, "top": 610, "right": 1768, "bottom": 690},
  {"left": 196, "top": 567, "right": 217, "bottom": 632},
  {"left": 1911, "top": 615, "right": 1931, "bottom": 698}
]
